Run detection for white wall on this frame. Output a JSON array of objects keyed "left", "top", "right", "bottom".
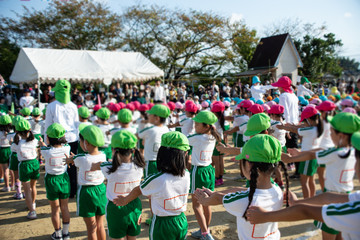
[{"left": 275, "top": 39, "right": 299, "bottom": 85}]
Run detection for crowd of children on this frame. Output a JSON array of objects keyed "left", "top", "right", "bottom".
[{"left": 0, "top": 76, "right": 359, "bottom": 240}]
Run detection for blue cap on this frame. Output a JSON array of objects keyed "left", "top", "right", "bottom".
[
  {"left": 298, "top": 96, "right": 305, "bottom": 102},
  {"left": 320, "top": 95, "right": 327, "bottom": 101},
  {"left": 256, "top": 99, "right": 264, "bottom": 105},
  {"left": 250, "top": 97, "right": 256, "bottom": 102},
  {"left": 274, "top": 97, "right": 279, "bottom": 104},
  {"left": 300, "top": 99, "right": 309, "bottom": 106},
  {"left": 252, "top": 76, "right": 261, "bottom": 84}
]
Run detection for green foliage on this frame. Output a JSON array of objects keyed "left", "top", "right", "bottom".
[
  {"left": 0, "top": 38, "right": 20, "bottom": 81},
  {"left": 338, "top": 57, "right": 360, "bottom": 72}
]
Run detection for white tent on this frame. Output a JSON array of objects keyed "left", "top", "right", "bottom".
[{"left": 10, "top": 48, "right": 164, "bottom": 86}]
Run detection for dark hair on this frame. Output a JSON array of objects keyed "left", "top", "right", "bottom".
[
  {"left": 309, "top": 114, "right": 323, "bottom": 138},
  {"left": 214, "top": 111, "right": 225, "bottom": 131},
  {"left": 107, "top": 148, "right": 145, "bottom": 174},
  {"left": 159, "top": 116, "right": 166, "bottom": 124},
  {"left": 79, "top": 133, "right": 84, "bottom": 141},
  {"left": 355, "top": 149, "right": 360, "bottom": 161},
  {"left": 48, "top": 136, "right": 67, "bottom": 146},
  {"left": 140, "top": 111, "right": 148, "bottom": 121},
  {"left": 241, "top": 160, "right": 289, "bottom": 220},
  {"left": 270, "top": 113, "right": 284, "bottom": 122},
  {"left": 323, "top": 110, "right": 336, "bottom": 123},
  {"left": 202, "top": 123, "right": 221, "bottom": 142},
  {"left": 333, "top": 128, "right": 353, "bottom": 158},
  {"left": 14, "top": 130, "right": 35, "bottom": 145},
  {"left": 156, "top": 146, "right": 187, "bottom": 176},
  {"left": 0, "top": 124, "right": 13, "bottom": 134}
]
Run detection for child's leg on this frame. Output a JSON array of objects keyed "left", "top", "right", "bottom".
[
  {"left": 317, "top": 166, "right": 325, "bottom": 191},
  {"left": 212, "top": 156, "right": 220, "bottom": 178},
  {"left": 126, "top": 236, "right": 137, "bottom": 240},
  {"left": 1, "top": 164, "right": 9, "bottom": 188},
  {"left": 321, "top": 231, "right": 337, "bottom": 240},
  {"left": 60, "top": 198, "right": 70, "bottom": 229},
  {"left": 300, "top": 175, "right": 310, "bottom": 198},
  {"left": 83, "top": 216, "right": 98, "bottom": 240},
  {"left": 219, "top": 155, "right": 224, "bottom": 177},
  {"left": 30, "top": 179, "right": 37, "bottom": 204},
  {"left": 10, "top": 169, "right": 15, "bottom": 188},
  {"left": 49, "top": 199, "right": 61, "bottom": 230},
  {"left": 22, "top": 181, "right": 34, "bottom": 211},
  {"left": 95, "top": 215, "right": 106, "bottom": 240},
  {"left": 192, "top": 195, "right": 209, "bottom": 233},
  {"left": 309, "top": 175, "right": 316, "bottom": 198},
  {"left": 13, "top": 170, "right": 21, "bottom": 194},
  {"left": 203, "top": 205, "right": 212, "bottom": 229}
]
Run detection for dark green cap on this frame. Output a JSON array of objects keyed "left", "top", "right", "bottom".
[
  {"left": 301, "top": 77, "right": 309, "bottom": 84},
  {"left": 244, "top": 113, "right": 271, "bottom": 136},
  {"left": 193, "top": 111, "right": 217, "bottom": 125},
  {"left": 78, "top": 106, "right": 90, "bottom": 118},
  {"left": 111, "top": 130, "right": 137, "bottom": 149},
  {"left": 46, "top": 123, "right": 65, "bottom": 139},
  {"left": 95, "top": 107, "right": 111, "bottom": 120},
  {"left": 0, "top": 115, "right": 12, "bottom": 125},
  {"left": 327, "top": 112, "right": 360, "bottom": 134},
  {"left": 80, "top": 125, "right": 105, "bottom": 147},
  {"left": 235, "top": 134, "right": 281, "bottom": 163},
  {"left": 117, "top": 108, "right": 132, "bottom": 124},
  {"left": 147, "top": 104, "right": 170, "bottom": 118},
  {"left": 161, "top": 131, "right": 190, "bottom": 152}
]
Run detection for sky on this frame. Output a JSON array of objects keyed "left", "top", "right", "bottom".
[{"left": 1, "top": 0, "right": 360, "bottom": 63}]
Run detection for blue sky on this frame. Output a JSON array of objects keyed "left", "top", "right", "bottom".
[{"left": 1, "top": 0, "right": 360, "bottom": 62}]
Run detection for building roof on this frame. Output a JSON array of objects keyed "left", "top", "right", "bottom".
[{"left": 248, "top": 33, "right": 303, "bottom": 69}]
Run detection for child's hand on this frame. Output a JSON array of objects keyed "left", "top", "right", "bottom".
[
  {"left": 287, "top": 148, "right": 300, "bottom": 156},
  {"left": 113, "top": 195, "right": 128, "bottom": 206},
  {"left": 281, "top": 153, "right": 292, "bottom": 163},
  {"left": 194, "top": 188, "right": 211, "bottom": 206},
  {"left": 246, "top": 206, "right": 268, "bottom": 224},
  {"left": 284, "top": 190, "right": 298, "bottom": 207},
  {"left": 90, "top": 162, "right": 101, "bottom": 171},
  {"left": 216, "top": 142, "right": 230, "bottom": 156},
  {"left": 64, "top": 152, "right": 75, "bottom": 166}
]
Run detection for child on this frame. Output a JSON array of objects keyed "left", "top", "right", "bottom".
[
  {"left": 169, "top": 101, "right": 197, "bottom": 136},
  {"left": 108, "top": 103, "right": 121, "bottom": 128},
  {"left": 136, "top": 104, "right": 151, "bottom": 155},
  {"left": 95, "top": 107, "right": 113, "bottom": 161},
  {"left": 91, "top": 130, "right": 145, "bottom": 240},
  {"left": 278, "top": 106, "right": 323, "bottom": 198},
  {"left": 29, "top": 107, "right": 44, "bottom": 140},
  {"left": 0, "top": 115, "right": 14, "bottom": 192},
  {"left": 78, "top": 106, "right": 92, "bottom": 124},
  {"left": 109, "top": 108, "right": 137, "bottom": 135},
  {"left": 188, "top": 111, "right": 220, "bottom": 240},
  {"left": 20, "top": 107, "right": 32, "bottom": 120},
  {"left": 12, "top": 119, "right": 39, "bottom": 219},
  {"left": 282, "top": 112, "right": 360, "bottom": 240},
  {"left": 195, "top": 134, "right": 288, "bottom": 239},
  {"left": 39, "top": 123, "right": 71, "bottom": 240},
  {"left": 114, "top": 131, "right": 191, "bottom": 240},
  {"left": 66, "top": 125, "right": 107, "bottom": 240}
]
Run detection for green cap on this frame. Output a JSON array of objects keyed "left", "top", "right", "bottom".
[
  {"left": 161, "top": 131, "right": 190, "bottom": 152},
  {"left": 52, "top": 79, "right": 71, "bottom": 104},
  {"left": 78, "top": 106, "right": 90, "bottom": 118},
  {"left": 117, "top": 108, "right": 132, "bottom": 124},
  {"left": 147, "top": 104, "right": 170, "bottom": 118},
  {"left": 193, "top": 111, "right": 217, "bottom": 125},
  {"left": 235, "top": 134, "right": 281, "bottom": 163},
  {"left": 12, "top": 115, "right": 24, "bottom": 125},
  {"left": 0, "top": 115, "right": 12, "bottom": 125},
  {"left": 351, "top": 132, "right": 360, "bottom": 151},
  {"left": 304, "top": 95, "right": 310, "bottom": 100},
  {"left": 80, "top": 125, "right": 105, "bottom": 147},
  {"left": 78, "top": 123, "right": 91, "bottom": 133},
  {"left": 46, "top": 123, "right": 65, "bottom": 139},
  {"left": 42, "top": 108, "right": 46, "bottom": 115},
  {"left": 244, "top": 113, "right": 271, "bottom": 136},
  {"left": 111, "top": 130, "right": 137, "bottom": 149},
  {"left": 32, "top": 107, "right": 41, "bottom": 116},
  {"left": 15, "top": 119, "right": 31, "bottom": 131},
  {"left": 20, "top": 107, "right": 31, "bottom": 116},
  {"left": 301, "top": 77, "right": 309, "bottom": 84},
  {"left": 327, "top": 112, "right": 360, "bottom": 134},
  {"left": 334, "top": 94, "right": 341, "bottom": 100},
  {"left": 95, "top": 107, "right": 111, "bottom": 120}
]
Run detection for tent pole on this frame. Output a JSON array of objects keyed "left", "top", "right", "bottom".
[{"left": 37, "top": 79, "right": 41, "bottom": 107}]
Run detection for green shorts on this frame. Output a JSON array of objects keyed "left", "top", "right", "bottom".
[
  {"left": 45, "top": 172, "right": 70, "bottom": 201},
  {"left": 314, "top": 220, "right": 339, "bottom": 235},
  {"left": 319, "top": 164, "right": 326, "bottom": 168},
  {"left": 0, "top": 147, "right": 11, "bottom": 164},
  {"left": 9, "top": 152, "right": 19, "bottom": 171},
  {"left": 99, "top": 146, "right": 112, "bottom": 160},
  {"left": 76, "top": 183, "right": 107, "bottom": 218},
  {"left": 34, "top": 134, "right": 43, "bottom": 141},
  {"left": 299, "top": 159, "right": 318, "bottom": 176},
  {"left": 236, "top": 134, "right": 245, "bottom": 148},
  {"left": 19, "top": 159, "right": 40, "bottom": 182},
  {"left": 224, "top": 125, "right": 230, "bottom": 131},
  {"left": 149, "top": 212, "right": 188, "bottom": 240},
  {"left": 282, "top": 146, "right": 287, "bottom": 153},
  {"left": 106, "top": 198, "right": 142, "bottom": 238},
  {"left": 144, "top": 161, "right": 158, "bottom": 178},
  {"left": 175, "top": 127, "right": 181, "bottom": 133},
  {"left": 190, "top": 165, "right": 215, "bottom": 194},
  {"left": 139, "top": 139, "right": 144, "bottom": 149},
  {"left": 232, "top": 132, "right": 237, "bottom": 146},
  {"left": 212, "top": 140, "right": 225, "bottom": 156}
]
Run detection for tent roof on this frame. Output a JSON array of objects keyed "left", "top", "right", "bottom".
[{"left": 10, "top": 48, "right": 164, "bottom": 85}]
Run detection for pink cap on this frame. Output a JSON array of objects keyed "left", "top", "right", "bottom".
[
  {"left": 148, "top": 103, "right": 155, "bottom": 109},
  {"left": 300, "top": 106, "right": 318, "bottom": 122},
  {"left": 262, "top": 104, "right": 270, "bottom": 112},
  {"left": 117, "top": 102, "right": 126, "bottom": 109},
  {"left": 266, "top": 101, "right": 276, "bottom": 107},
  {"left": 310, "top": 98, "right": 322, "bottom": 106},
  {"left": 307, "top": 103, "right": 316, "bottom": 108},
  {"left": 239, "top": 99, "right": 254, "bottom": 109},
  {"left": 201, "top": 101, "right": 209, "bottom": 108},
  {"left": 223, "top": 101, "right": 230, "bottom": 107},
  {"left": 316, "top": 101, "right": 336, "bottom": 112},
  {"left": 106, "top": 102, "right": 115, "bottom": 109},
  {"left": 267, "top": 104, "right": 285, "bottom": 114},
  {"left": 248, "top": 104, "right": 264, "bottom": 114},
  {"left": 77, "top": 105, "right": 82, "bottom": 109},
  {"left": 93, "top": 104, "right": 101, "bottom": 112},
  {"left": 271, "top": 76, "right": 293, "bottom": 93},
  {"left": 342, "top": 107, "right": 356, "bottom": 114},
  {"left": 132, "top": 101, "right": 141, "bottom": 110},
  {"left": 139, "top": 104, "right": 149, "bottom": 112},
  {"left": 196, "top": 103, "right": 202, "bottom": 111},
  {"left": 175, "top": 102, "right": 183, "bottom": 109},
  {"left": 167, "top": 101, "right": 176, "bottom": 111},
  {"left": 112, "top": 104, "right": 121, "bottom": 112},
  {"left": 211, "top": 101, "right": 225, "bottom": 113},
  {"left": 341, "top": 99, "right": 354, "bottom": 107},
  {"left": 126, "top": 103, "right": 135, "bottom": 111},
  {"left": 185, "top": 102, "right": 198, "bottom": 113}
]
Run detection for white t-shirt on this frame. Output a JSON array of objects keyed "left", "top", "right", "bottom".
[
  {"left": 19, "top": 96, "right": 35, "bottom": 110},
  {"left": 298, "top": 126, "right": 321, "bottom": 151},
  {"left": 74, "top": 153, "right": 106, "bottom": 186},
  {"left": 41, "top": 145, "right": 71, "bottom": 175},
  {"left": 188, "top": 134, "right": 216, "bottom": 166},
  {"left": 136, "top": 119, "right": 152, "bottom": 134},
  {"left": 250, "top": 85, "right": 276, "bottom": 102},
  {"left": 138, "top": 125, "right": 169, "bottom": 161},
  {"left": 100, "top": 161, "right": 143, "bottom": 201},
  {"left": 297, "top": 84, "right": 314, "bottom": 97},
  {"left": 154, "top": 86, "right": 166, "bottom": 102},
  {"left": 12, "top": 139, "right": 39, "bottom": 161},
  {"left": 109, "top": 126, "right": 137, "bottom": 136},
  {"left": 270, "top": 120, "right": 287, "bottom": 147},
  {"left": 223, "top": 184, "right": 283, "bottom": 240},
  {"left": 0, "top": 131, "right": 11, "bottom": 147},
  {"left": 316, "top": 147, "right": 356, "bottom": 193},
  {"left": 95, "top": 124, "right": 113, "bottom": 147},
  {"left": 239, "top": 121, "right": 250, "bottom": 142},
  {"left": 322, "top": 191, "right": 360, "bottom": 240},
  {"left": 214, "top": 120, "right": 224, "bottom": 139},
  {"left": 109, "top": 114, "right": 120, "bottom": 128},
  {"left": 319, "top": 121, "right": 335, "bottom": 149},
  {"left": 140, "top": 171, "right": 190, "bottom": 216},
  {"left": 45, "top": 100, "right": 79, "bottom": 143},
  {"left": 6, "top": 132, "right": 15, "bottom": 148},
  {"left": 180, "top": 118, "right": 194, "bottom": 136},
  {"left": 279, "top": 92, "right": 299, "bottom": 124},
  {"left": 224, "top": 108, "right": 231, "bottom": 127},
  {"left": 233, "top": 115, "right": 249, "bottom": 135},
  {"left": 30, "top": 119, "right": 45, "bottom": 135}
]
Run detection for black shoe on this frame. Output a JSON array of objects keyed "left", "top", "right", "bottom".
[
  {"left": 51, "top": 232, "right": 63, "bottom": 240},
  {"left": 290, "top": 174, "right": 300, "bottom": 179}
]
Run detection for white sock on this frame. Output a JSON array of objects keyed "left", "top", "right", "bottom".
[
  {"left": 55, "top": 228, "right": 62, "bottom": 237},
  {"left": 32, "top": 202, "right": 36, "bottom": 210},
  {"left": 63, "top": 223, "right": 69, "bottom": 235}
]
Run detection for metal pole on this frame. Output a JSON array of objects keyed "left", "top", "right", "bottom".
[{"left": 37, "top": 79, "right": 41, "bottom": 107}]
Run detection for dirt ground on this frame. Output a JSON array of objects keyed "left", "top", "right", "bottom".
[{"left": 0, "top": 157, "right": 359, "bottom": 240}]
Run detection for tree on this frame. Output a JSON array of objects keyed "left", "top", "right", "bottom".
[
  {"left": 0, "top": 0, "right": 122, "bottom": 50},
  {"left": 338, "top": 57, "right": 360, "bottom": 72}
]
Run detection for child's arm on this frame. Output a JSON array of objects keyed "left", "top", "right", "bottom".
[
  {"left": 64, "top": 153, "right": 75, "bottom": 166},
  {"left": 224, "top": 116, "right": 234, "bottom": 121},
  {"left": 224, "top": 126, "right": 239, "bottom": 135},
  {"left": 291, "top": 192, "right": 349, "bottom": 206},
  {"left": 216, "top": 142, "right": 241, "bottom": 156},
  {"left": 90, "top": 162, "right": 101, "bottom": 171},
  {"left": 38, "top": 136, "right": 47, "bottom": 147},
  {"left": 167, "top": 122, "right": 180, "bottom": 128},
  {"left": 281, "top": 148, "right": 322, "bottom": 163},
  {"left": 194, "top": 188, "right": 226, "bottom": 206},
  {"left": 113, "top": 186, "right": 142, "bottom": 206},
  {"left": 276, "top": 124, "right": 300, "bottom": 134},
  {"left": 246, "top": 204, "right": 323, "bottom": 224}
]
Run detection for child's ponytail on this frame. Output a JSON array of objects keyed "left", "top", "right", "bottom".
[
  {"left": 279, "top": 161, "right": 290, "bottom": 207},
  {"left": 209, "top": 124, "right": 221, "bottom": 142},
  {"left": 14, "top": 130, "right": 34, "bottom": 144},
  {"left": 243, "top": 162, "right": 259, "bottom": 220},
  {"left": 310, "top": 114, "right": 323, "bottom": 137},
  {"left": 133, "top": 148, "right": 145, "bottom": 168}
]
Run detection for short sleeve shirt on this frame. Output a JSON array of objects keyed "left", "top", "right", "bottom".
[
  {"left": 95, "top": 124, "right": 113, "bottom": 147},
  {"left": 0, "top": 131, "right": 11, "bottom": 147},
  {"left": 138, "top": 125, "right": 169, "bottom": 161},
  {"left": 298, "top": 126, "right": 320, "bottom": 151},
  {"left": 41, "top": 145, "right": 71, "bottom": 175},
  {"left": 188, "top": 134, "right": 216, "bottom": 166},
  {"left": 74, "top": 153, "right": 106, "bottom": 186},
  {"left": 270, "top": 120, "right": 287, "bottom": 147},
  {"left": 30, "top": 119, "right": 44, "bottom": 135},
  {"left": 12, "top": 139, "right": 39, "bottom": 161},
  {"left": 180, "top": 118, "right": 194, "bottom": 136}
]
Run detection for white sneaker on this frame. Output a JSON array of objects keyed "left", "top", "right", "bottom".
[
  {"left": 27, "top": 211, "right": 37, "bottom": 220},
  {"left": 11, "top": 185, "right": 16, "bottom": 191},
  {"left": 1, "top": 187, "right": 11, "bottom": 192}
]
